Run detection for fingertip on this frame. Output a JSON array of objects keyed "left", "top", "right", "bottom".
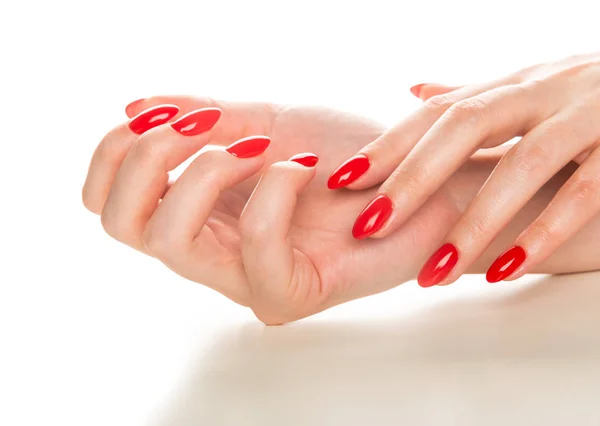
[
  {"left": 327, "top": 154, "right": 370, "bottom": 190},
  {"left": 418, "top": 84, "right": 461, "bottom": 101},
  {"left": 351, "top": 194, "right": 393, "bottom": 240},
  {"left": 486, "top": 246, "right": 527, "bottom": 283},
  {"left": 170, "top": 107, "right": 222, "bottom": 136},
  {"left": 289, "top": 152, "right": 319, "bottom": 167},
  {"left": 225, "top": 135, "right": 271, "bottom": 158},
  {"left": 125, "top": 98, "right": 147, "bottom": 118},
  {"left": 410, "top": 84, "right": 427, "bottom": 99},
  {"left": 128, "top": 104, "right": 180, "bottom": 135}
]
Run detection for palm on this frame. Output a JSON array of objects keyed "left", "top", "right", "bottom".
[{"left": 188, "top": 102, "right": 451, "bottom": 317}]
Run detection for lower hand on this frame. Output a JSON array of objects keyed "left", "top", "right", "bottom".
[{"left": 83, "top": 97, "right": 464, "bottom": 324}]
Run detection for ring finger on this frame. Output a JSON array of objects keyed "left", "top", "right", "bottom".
[{"left": 488, "top": 144, "right": 600, "bottom": 282}]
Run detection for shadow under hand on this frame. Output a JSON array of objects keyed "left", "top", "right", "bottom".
[{"left": 155, "top": 272, "right": 600, "bottom": 426}]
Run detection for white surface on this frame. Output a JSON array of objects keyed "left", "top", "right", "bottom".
[{"left": 1, "top": 1, "right": 599, "bottom": 425}]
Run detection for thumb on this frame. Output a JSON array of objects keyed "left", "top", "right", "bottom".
[{"left": 238, "top": 153, "right": 323, "bottom": 325}]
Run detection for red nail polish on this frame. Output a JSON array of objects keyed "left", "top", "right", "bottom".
[
  {"left": 352, "top": 195, "right": 393, "bottom": 239},
  {"left": 226, "top": 136, "right": 270, "bottom": 158},
  {"left": 125, "top": 98, "right": 146, "bottom": 117},
  {"left": 129, "top": 104, "right": 179, "bottom": 135},
  {"left": 486, "top": 246, "right": 526, "bottom": 283},
  {"left": 171, "top": 108, "right": 221, "bottom": 136},
  {"left": 327, "top": 155, "right": 370, "bottom": 189},
  {"left": 289, "top": 153, "right": 319, "bottom": 167},
  {"left": 410, "top": 84, "right": 426, "bottom": 98},
  {"left": 418, "top": 243, "right": 459, "bottom": 287}
]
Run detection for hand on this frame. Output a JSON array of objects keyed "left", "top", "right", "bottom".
[
  {"left": 328, "top": 52, "right": 600, "bottom": 286},
  {"left": 83, "top": 96, "right": 466, "bottom": 324}
]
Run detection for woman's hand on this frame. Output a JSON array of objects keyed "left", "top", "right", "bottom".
[
  {"left": 84, "top": 96, "right": 464, "bottom": 324},
  {"left": 328, "top": 52, "right": 600, "bottom": 287}
]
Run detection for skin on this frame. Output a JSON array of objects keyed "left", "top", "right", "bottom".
[
  {"left": 83, "top": 96, "right": 600, "bottom": 324},
  {"left": 336, "top": 52, "right": 600, "bottom": 284}
]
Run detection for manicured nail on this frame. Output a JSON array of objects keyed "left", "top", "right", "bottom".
[
  {"left": 129, "top": 104, "right": 179, "bottom": 135},
  {"left": 226, "top": 136, "right": 270, "bottom": 158},
  {"left": 418, "top": 243, "right": 459, "bottom": 287},
  {"left": 327, "top": 154, "right": 370, "bottom": 189},
  {"left": 125, "top": 98, "right": 146, "bottom": 117},
  {"left": 171, "top": 108, "right": 222, "bottom": 136},
  {"left": 410, "top": 84, "right": 426, "bottom": 99},
  {"left": 486, "top": 246, "right": 526, "bottom": 283},
  {"left": 352, "top": 195, "right": 393, "bottom": 239},
  {"left": 289, "top": 153, "right": 319, "bottom": 167}
]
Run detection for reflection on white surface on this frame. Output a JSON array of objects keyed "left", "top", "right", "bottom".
[{"left": 152, "top": 272, "right": 600, "bottom": 426}]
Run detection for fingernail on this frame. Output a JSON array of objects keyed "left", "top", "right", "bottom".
[
  {"left": 289, "top": 152, "right": 319, "bottom": 167},
  {"left": 128, "top": 104, "right": 179, "bottom": 135},
  {"left": 410, "top": 84, "right": 426, "bottom": 99},
  {"left": 486, "top": 246, "right": 526, "bottom": 283},
  {"left": 352, "top": 195, "right": 393, "bottom": 239},
  {"left": 327, "top": 154, "right": 370, "bottom": 189},
  {"left": 125, "top": 98, "right": 146, "bottom": 117},
  {"left": 418, "top": 243, "right": 459, "bottom": 287},
  {"left": 226, "top": 136, "right": 271, "bottom": 158},
  {"left": 171, "top": 108, "right": 222, "bottom": 136}
]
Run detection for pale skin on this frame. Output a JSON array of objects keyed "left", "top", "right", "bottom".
[
  {"left": 83, "top": 95, "right": 600, "bottom": 325},
  {"left": 336, "top": 52, "right": 600, "bottom": 285}
]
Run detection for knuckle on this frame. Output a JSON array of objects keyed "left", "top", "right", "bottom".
[
  {"left": 423, "top": 93, "right": 458, "bottom": 114},
  {"left": 510, "top": 67, "right": 534, "bottom": 83},
  {"left": 93, "top": 137, "right": 122, "bottom": 165},
  {"left": 388, "top": 163, "right": 431, "bottom": 193},
  {"left": 239, "top": 162, "right": 295, "bottom": 244},
  {"left": 131, "top": 135, "right": 163, "bottom": 164},
  {"left": 506, "top": 142, "right": 553, "bottom": 177},
  {"left": 239, "top": 214, "right": 270, "bottom": 247},
  {"left": 444, "top": 97, "right": 489, "bottom": 124},
  {"left": 565, "top": 175, "right": 600, "bottom": 202},
  {"left": 558, "top": 61, "right": 598, "bottom": 79},
  {"left": 521, "top": 77, "right": 551, "bottom": 93},
  {"left": 100, "top": 209, "right": 126, "bottom": 242},
  {"left": 142, "top": 226, "right": 185, "bottom": 259},
  {"left": 193, "top": 148, "right": 230, "bottom": 175},
  {"left": 461, "top": 216, "right": 491, "bottom": 244},
  {"left": 527, "top": 220, "right": 558, "bottom": 245}
]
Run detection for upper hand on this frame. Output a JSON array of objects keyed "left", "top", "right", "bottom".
[{"left": 328, "top": 52, "right": 600, "bottom": 287}]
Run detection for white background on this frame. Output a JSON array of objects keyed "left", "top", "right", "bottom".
[{"left": 1, "top": 1, "right": 599, "bottom": 425}]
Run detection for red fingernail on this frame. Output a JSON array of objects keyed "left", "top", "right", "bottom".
[
  {"left": 289, "top": 153, "right": 319, "bottom": 167},
  {"left": 327, "top": 154, "right": 370, "bottom": 189},
  {"left": 486, "top": 246, "right": 526, "bottom": 283},
  {"left": 418, "top": 243, "right": 459, "bottom": 287},
  {"left": 171, "top": 108, "right": 221, "bottom": 136},
  {"left": 410, "top": 84, "right": 426, "bottom": 98},
  {"left": 129, "top": 104, "right": 179, "bottom": 135},
  {"left": 125, "top": 98, "right": 146, "bottom": 117},
  {"left": 352, "top": 195, "right": 393, "bottom": 239},
  {"left": 226, "top": 136, "right": 270, "bottom": 158}
]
